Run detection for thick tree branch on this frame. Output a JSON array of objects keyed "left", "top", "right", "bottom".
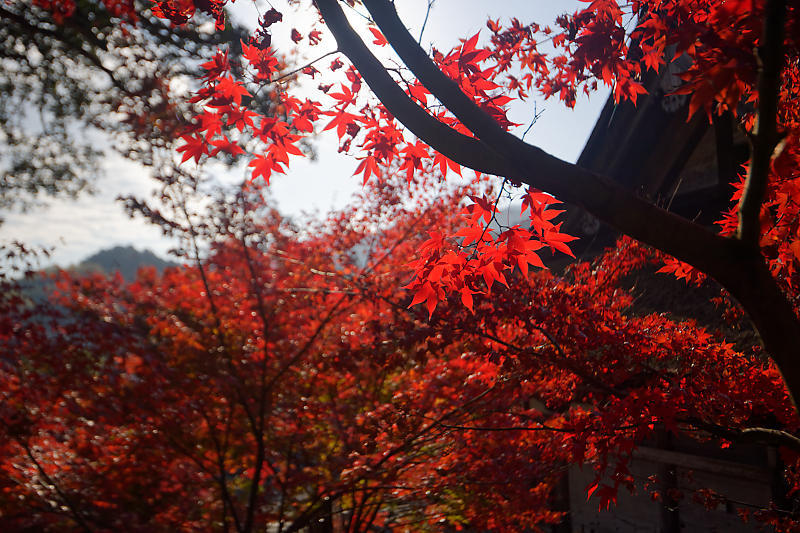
[
  {"left": 738, "top": 0, "right": 786, "bottom": 245},
  {"left": 315, "top": 0, "right": 800, "bottom": 406},
  {"left": 317, "top": 0, "right": 735, "bottom": 280}
]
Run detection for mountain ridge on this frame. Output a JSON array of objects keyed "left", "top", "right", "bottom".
[{"left": 74, "top": 245, "right": 176, "bottom": 281}]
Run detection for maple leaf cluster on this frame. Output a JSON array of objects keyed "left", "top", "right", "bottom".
[
  {"left": 403, "top": 189, "right": 576, "bottom": 317},
  {"left": 152, "top": 0, "right": 225, "bottom": 28}
]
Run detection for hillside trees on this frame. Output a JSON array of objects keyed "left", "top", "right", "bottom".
[
  {"left": 4, "top": 168, "right": 800, "bottom": 530},
  {"left": 0, "top": 171, "right": 575, "bottom": 531},
  {"left": 147, "top": 0, "right": 800, "bottom": 406}
]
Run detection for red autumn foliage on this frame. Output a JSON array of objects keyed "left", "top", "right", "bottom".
[
  {"left": 159, "top": 0, "right": 800, "bottom": 354},
  {"left": 8, "top": 0, "right": 800, "bottom": 530},
  {"left": 3, "top": 171, "right": 800, "bottom": 530}
]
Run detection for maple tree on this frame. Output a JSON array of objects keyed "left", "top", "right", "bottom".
[
  {"left": 0, "top": 172, "right": 573, "bottom": 530},
  {"left": 135, "top": 0, "right": 800, "bottom": 408},
  {"left": 9, "top": 0, "right": 800, "bottom": 530}
]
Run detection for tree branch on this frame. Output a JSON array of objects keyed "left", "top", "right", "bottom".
[
  {"left": 315, "top": 0, "right": 800, "bottom": 407},
  {"left": 737, "top": 0, "right": 786, "bottom": 245},
  {"left": 317, "top": 0, "right": 739, "bottom": 283},
  {"left": 682, "top": 418, "right": 800, "bottom": 453},
  {"left": 269, "top": 49, "right": 340, "bottom": 84}
]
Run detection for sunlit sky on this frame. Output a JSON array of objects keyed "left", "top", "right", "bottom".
[{"left": 2, "top": 1, "right": 609, "bottom": 268}]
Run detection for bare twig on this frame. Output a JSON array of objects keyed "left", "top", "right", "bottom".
[
  {"left": 417, "top": 0, "right": 435, "bottom": 43},
  {"left": 270, "top": 50, "right": 340, "bottom": 84}
]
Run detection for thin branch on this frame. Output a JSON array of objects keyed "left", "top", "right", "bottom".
[
  {"left": 234, "top": 207, "right": 274, "bottom": 533},
  {"left": 195, "top": 405, "right": 243, "bottom": 532},
  {"left": 18, "top": 439, "right": 94, "bottom": 533},
  {"left": 683, "top": 418, "right": 800, "bottom": 453},
  {"left": 468, "top": 178, "right": 508, "bottom": 259},
  {"left": 433, "top": 421, "right": 574, "bottom": 433},
  {"left": 520, "top": 102, "right": 543, "bottom": 141},
  {"left": 739, "top": 426, "right": 800, "bottom": 450},
  {"left": 270, "top": 49, "right": 340, "bottom": 84},
  {"left": 417, "top": 0, "right": 434, "bottom": 43}
]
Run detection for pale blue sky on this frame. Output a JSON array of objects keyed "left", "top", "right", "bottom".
[{"left": 2, "top": 1, "right": 609, "bottom": 267}]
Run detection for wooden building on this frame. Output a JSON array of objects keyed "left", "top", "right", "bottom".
[{"left": 564, "top": 48, "right": 749, "bottom": 250}]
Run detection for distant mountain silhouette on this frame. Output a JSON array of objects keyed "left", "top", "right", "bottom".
[
  {"left": 75, "top": 245, "right": 176, "bottom": 281},
  {"left": 16, "top": 246, "right": 174, "bottom": 305}
]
